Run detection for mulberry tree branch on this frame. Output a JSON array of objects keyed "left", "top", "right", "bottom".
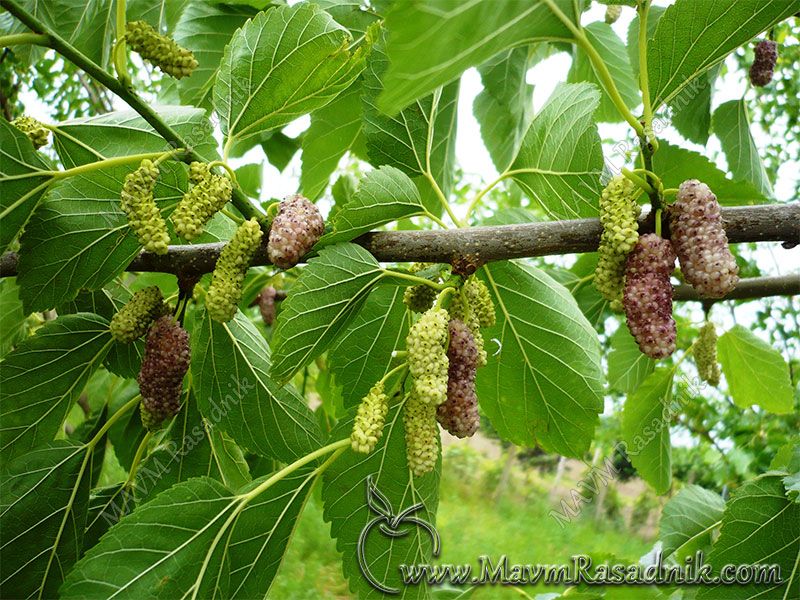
[
  {"left": 1, "top": 204, "right": 797, "bottom": 303},
  {"left": 0, "top": 0, "right": 263, "bottom": 223}
]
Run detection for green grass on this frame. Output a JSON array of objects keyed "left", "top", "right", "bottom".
[{"left": 270, "top": 449, "right": 653, "bottom": 599}]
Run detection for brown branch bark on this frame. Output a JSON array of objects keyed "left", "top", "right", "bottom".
[{"left": 1, "top": 205, "right": 797, "bottom": 297}]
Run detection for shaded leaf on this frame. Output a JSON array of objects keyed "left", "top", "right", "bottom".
[
  {"left": 378, "top": 0, "right": 576, "bottom": 112},
  {"left": 697, "top": 474, "right": 800, "bottom": 600},
  {"left": 659, "top": 484, "right": 725, "bottom": 561},
  {"left": 270, "top": 243, "right": 384, "bottom": 383},
  {"left": 567, "top": 22, "right": 640, "bottom": 123},
  {"left": 608, "top": 326, "right": 656, "bottom": 394},
  {"left": 321, "top": 166, "right": 426, "bottom": 246},
  {"left": 477, "top": 261, "right": 604, "bottom": 457},
  {"left": 474, "top": 47, "right": 535, "bottom": 171},
  {"left": 0, "top": 441, "right": 95, "bottom": 599},
  {"left": 322, "top": 402, "right": 440, "bottom": 599},
  {"left": 362, "top": 33, "right": 459, "bottom": 214},
  {"left": 651, "top": 140, "right": 767, "bottom": 206},
  {"left": 301, "top": 82, "right": 364, "bottom": 200},
  {"left": 713, "top": 99, "right": 773, "bottom": 198},
  {"left": 329, "top": 285, "right": 409, "bottom": 409},
  {"left": 510, "top": 83, "right": 604, "bottom": 219},
  {"left": 172, "top": 3, "right": 255, "bottom": 110},
  {"left": 214, "top": 3, "right": 368, "bottom": 146},
  {"left": 192, "top": 310, "right": 323, "bottom": 462},
  {"left": 0, "top": 119, "right": 52, "bottom": 252},
  {"left": 0, "top": 313, "right": 112, "bottom": 463},
  {"left": 622, "top": 368, "right": 674, "bottom": 494},
  {"left": 717, "top": 325, "right": 793, "bottom": 414},
  {"left": 647, "top": 0, "right": 799, "bottom": 110}
]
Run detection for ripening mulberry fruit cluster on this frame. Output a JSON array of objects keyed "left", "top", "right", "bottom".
[
  {"left": 110, "top": 286, "right": 169, "bottom": 343},
  {"left": 749, "top": 40, "right": 778, "bottom": 87},
  {"left": 206, "top": 218, "right": 263, "bottom": 322},
  {"left": 138, "top": 316, "right": 190, "bottom": 430},
  {"left": 437, "top": 319, "right": 480, "bottom": 438},
  {"left": 623, "top": 233, "right": 677, "bottom": 359},
  {"left": 120, "top": 159, "right": 171, "bottom": 254},
  {"left": 172, "top": 163, "right": 233, "bottom": 240},
  {"left": 351, "top": 381, "right": 389, "bottom": 454},
  {"left": 694, "top": 321, "right": 721, "bottom": 386},
  {"left": 125, "top": 21, "right": 198, "bottom": 79},
  {"left": 407, "top": 307, "right": 450, "bottom": 406},
  {"left": 257, "top": 286, "right": 278, "bottom": 325},
  {"left": 595, "top": 176, "right": 640, "bottom": 311},
  {"left": 267, "top": 195, "right": 325, "bottom": 269},
  {"left": 403, "top": 392, "right": 439, "bottom": 477},
  {"left": 668, "top": 180, "right": 738, "bottom": 299},
  {"left": 11, "top": 116, "right": 49, "bottom": 149},
  {"left": 605, "top": 4, "right": 622, "bottom": 24},
  {"left": 403, "top": 264, "right": 438, "bottom": 313},
  {"left": 448, "top": 276, "right": 494, "bottom": 367}
]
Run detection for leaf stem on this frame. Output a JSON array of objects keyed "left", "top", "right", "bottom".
[
  {"left": 0, "top": 0, "right": 264, "bottom": 223},
  {"left": 541, "top": 0, "right": 644, "bottom": 137},
  {"left": 422, "top": 210, "right": 449, "bottom": 230},
  {"left": 621, "top": 168, "right": 655, "bottom": 195},
  {"left": 465, "top": 171, "right": 511, "bottom": 223},
  {"left": 637, "top": 0, "right": 658, "bottom": 152},
  {"left": 655, "top": 208, "right": 662, "bottom": 237},
  {"left": 123, "top": 431, "right": 152, "bottom": 487},
  {"left": 113, "top": 0, "right": 131, "bottom": 88},
  {"left": 383, "top": 270, "right": 449, "bottom": 290},
  {"left": 0, "top": 32, "right": 48, "bottom": 46},
  {"left": 87, "top": 393, "right": 141, "bottom": 450},
  {"left": 425, "top": 172, "right": 462, "bottom": 227},
  {"left": 220, "top": 208, "right": 245, "bottom": 225},
  {"left": 52, "top": 150, "right": 178, "bottom": 179},
  {"left": 240, "top": 438, "right": 350, "bottom": 502}
]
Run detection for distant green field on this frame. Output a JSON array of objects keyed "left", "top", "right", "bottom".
[{"left": 270, "top": 449, "right": 654, "bottom": 599}]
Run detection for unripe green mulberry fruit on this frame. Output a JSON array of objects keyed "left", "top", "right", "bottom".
[
  {"left": 694, "top": 321, "right": 720, "bottom": 386},
  {"left": 623, "top": 233, "right": 677, "bottom": 359},
  {"left": 404, "top": 285, "right": 437, "bottom": 313},
  {"left": 407, "top": 307, "right": 449, "bottom": 405},
  {"left": 403, "top": 263, "right": 438, "bottom": 313},
  {"left": 403, "top": 392, "right": 439, "bottom": 477},
  {"left": 206, "top": 218, "right": 263, "bottom": 323},
  {"left": 11, "top": 116, "right": 49, "bottom": 149},
  {"left": 462, "top": 276, "right": 495, "bottom": 328},
  {"left": 138, "top": 316, "right": 190, "bottom": 430},
  {"left": 595, "top": 176, "right": 641, "bottom": 310},
  {"left": 605, "top": 4, "right": 622, "bottom": 24},
  {"left": 110, "top": 286, "right": 169, "bottom": 343},
  {"left": 120, "top": 159, "right": 171, "bottom": 254},
  {"left": 189, "top": 161, "right": 211, "bottom": 185},
  {"left": 257, "top": 286, "right": 278, "bottom": 326},
  {"left": 125, "top": 20, "right": 198, "bottom": 79},
  {"left": 172, "top": 168, "right": 233, "bottom": 241},
  {"left": 749, "top": 40, "right": 777, "bottom": 87},
  {"left": 267, "top": 195, "right": 325, "bottom": 269},
  {"left": 669, "top": 180, "right": 738, "bottom": 299},
  {"left": 351, "top": 381, "right": 389, "bottom": 454},
  {"left": 437, "top": 319, "right": 480, "bottom": 438}
]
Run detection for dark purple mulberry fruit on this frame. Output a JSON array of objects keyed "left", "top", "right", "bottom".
[
  {"left": 138, "top": 316, "right": 190, "bottom": 430},
  {"left": 267, "top": 195, "right": 325, "bottom": 269},
  {"left": 668, "top": 180, "right": 738, "bottom": 299},
  {"left": 437, "top": 319, "right": 480, "bottom": 438},
  {"left": 749, "top": 40, "right": 777, "bottom": 87},
  {"left": 623, "top": 234, "right": 677, "bottom": 359}
]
